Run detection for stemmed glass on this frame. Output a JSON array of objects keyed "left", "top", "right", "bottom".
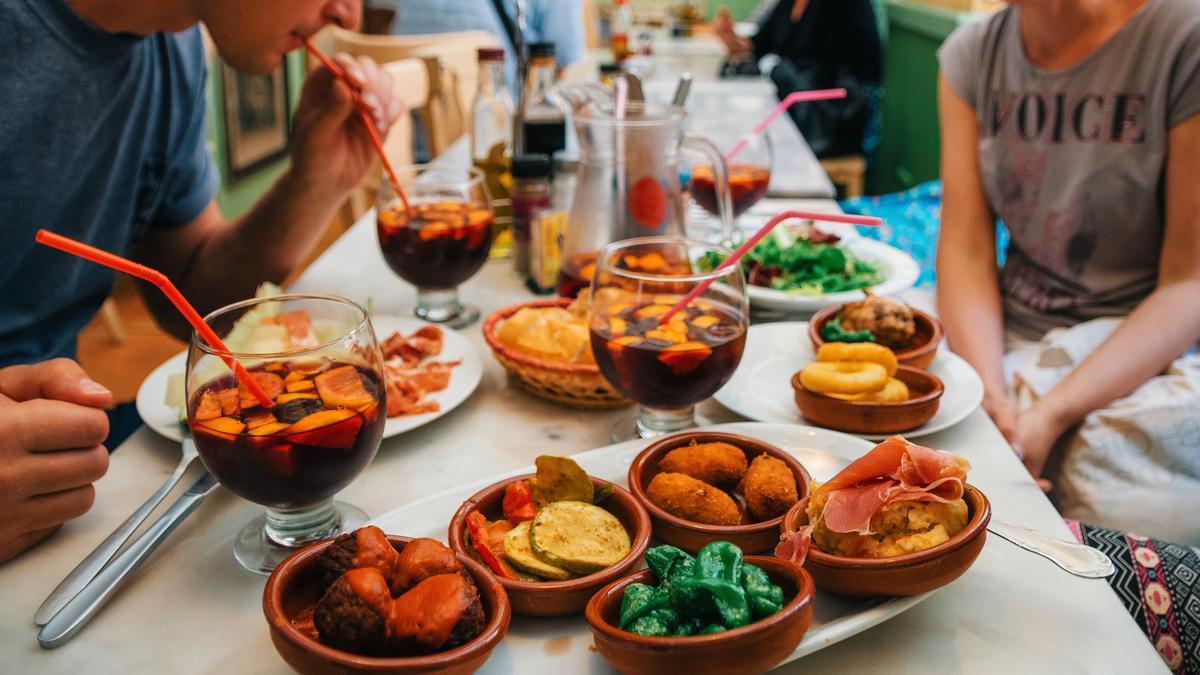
[
  {"left": 689, "top": 128, "right": 773, "bottom": 234},
  {"left": 186, "top": 294, "right": 386, "bottom": 574},
  {"left": 376, "top": 164, "right": 494, "bottom": 328},
  {"left": 588, "top": 236, "right": 749, "bottom": 440}
]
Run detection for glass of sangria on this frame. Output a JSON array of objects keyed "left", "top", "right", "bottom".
[
  {"left": 377, "top": 164, "right": 494, "bottom": 328},
  {"left": 588, "top": 236, "right": 748, "bottom": 440},
  {"left": 689, "top": 127, "right": 772, "bottom": 230},
  {"left": 186, "top": 294, "right": 386, "bottom": 574}
]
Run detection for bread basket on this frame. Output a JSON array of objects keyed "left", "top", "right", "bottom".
[{"left": 482, "top": 299, "right": 630, "bottom": 409}]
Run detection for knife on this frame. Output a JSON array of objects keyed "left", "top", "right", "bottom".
[
  {"left": 38, "top": 471, "right": 219, "bottom": 649},
  {"left": 35, "top": 436, "right": 200, "bottom": 626}
]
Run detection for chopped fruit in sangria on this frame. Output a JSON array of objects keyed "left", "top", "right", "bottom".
[
  {"left": 377, "top": 202, "right": 494, "bottom": 290},
  {"left": 189, "top": 360, "right": 384, "bottom": 510},
  {"left": 690, "top": 163, "right": 771, "bottom": 217},
  {"left": 590, "top": 298, "right": 746, "bottom": 410}
]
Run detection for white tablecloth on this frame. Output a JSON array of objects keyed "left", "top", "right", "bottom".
[{"left": 0, "top": 205, "right": 1163, "bottom": 673}]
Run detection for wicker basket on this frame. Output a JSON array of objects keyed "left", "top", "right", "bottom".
[{"left": 482, "top": 299, "right": 631, "bottom": 410}]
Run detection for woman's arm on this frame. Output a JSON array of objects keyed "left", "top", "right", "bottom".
[
  {"left": 1016, "top": 114, "right": 1200, "bottom": 477},
  {"left": 934, "top": 75, "right": 1017, "bottom": 437}
]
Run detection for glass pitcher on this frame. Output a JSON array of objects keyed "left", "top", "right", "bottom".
[{"left": 556, "top": 99, "right": 733, "bottom": 298}]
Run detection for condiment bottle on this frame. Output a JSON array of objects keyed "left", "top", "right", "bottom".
[
  {"left": 610, "top": 0, "right": 633, "bottom": 64},
  {"left": 510, "top": 154, "right": 552, "bottom": 278},
  {"left": 471, "top": 47, "right": 514, "bottom": 259},
  {"left": 521, "top": 43, "right": 568, "bottom": 159},
  {"left": 528, "top": 158, "right": 577, "bottom": 295}
]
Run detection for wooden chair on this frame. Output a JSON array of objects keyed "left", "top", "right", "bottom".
[
  {"left": 329, "top": 26, "right": 500, "bottom": 158},
  {"left": 820, "top": 155, "right": 867, "bottom": 198}
]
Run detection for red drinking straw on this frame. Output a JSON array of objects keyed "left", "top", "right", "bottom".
[
  {"left": 302, "top": 38, "right": 412, "bottom": 217},
  {"left": 724, "top": 88, "right": 848, "bottom": 161},
  {"left": 34, "top": 230, "right": 275, "bottom": 409},
  {"left": 657, "top": 209, "right": 884, "bottom": 325}
]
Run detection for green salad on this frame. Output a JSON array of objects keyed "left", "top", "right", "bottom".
[{"left": 699, "top": 228, "right": 883, "bottom": 295}]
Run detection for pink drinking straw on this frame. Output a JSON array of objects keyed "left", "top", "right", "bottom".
[
  {"left": 725, "top": 88, "right": 848, "bottom": 161},
  {"left": 657, "top": 209, "right": 884, "bottom": 325},
  {"left": 35, "top": 230, "right": 276, "bottom": 409}
]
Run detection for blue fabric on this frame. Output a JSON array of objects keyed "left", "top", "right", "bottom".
[
  {"left": 0, "top": 0, "right": 218, "bottom": 367},
  {"left": 839, "top": 180, "right": 1009, "bottom": 287},
  {"left": 372, "top": 0, "right": 586, "bottom": 92}
]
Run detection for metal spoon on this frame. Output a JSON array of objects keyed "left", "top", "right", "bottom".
[
  {"left": 788, "top": 447, "right": 1115, "bottom": 579},
  {"left": 671, "top": 72, "right": 693, "bottom": 108},
  {"left": 34, "top": 434, "right": 200, "bottom": 625}
]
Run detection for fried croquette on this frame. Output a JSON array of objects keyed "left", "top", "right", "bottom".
[
  {"left": 657, "top": 442, "right": 748, "bottom": 487},
  {"left": 646, "top": 472, "right": 741, "bottom": 526},
  {"left": 840, "top": 294, "right": 916, "bottom": 349},
  {"left": 742, "top": 455, "right": 799, "bottom": 520}
]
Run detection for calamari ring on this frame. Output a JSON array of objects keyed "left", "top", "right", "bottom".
[
  {"left": 821, "top": 376, "right": 909, "bottom": 402},
  {"left": 817, "top": 342, "right": 898, "bottom": 376},
  {"left": 799, "top": 361, "right": 889, "bottom": 395}
]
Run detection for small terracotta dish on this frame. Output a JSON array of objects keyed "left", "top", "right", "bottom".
[
  {"left": 791, "top": 365, "right": 944, "bottom": 434},
  {"left": 781, "top": 484, "right": 991, "bottom": 597},
  {"left": 809, "top": 303, "right": 944, "bottom": 370},
  {"left": 628, "top": 432, "right": 812, "bottom": 555},
  {"left": 585, "top": 556, "right": 815, "bottom": 675},
  {"left": 447, "top": 476, "right": 652, "bottom": 617},
  {"left": 263, "top": 535, "right": 510, "bottom": 675}
]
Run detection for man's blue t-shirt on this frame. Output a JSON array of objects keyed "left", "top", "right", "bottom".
[{"left": 0, "top": 0, "right": 218, "bottom": 366}]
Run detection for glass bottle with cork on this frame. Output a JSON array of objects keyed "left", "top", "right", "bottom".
[
  {"left": 471, "top": 47, "right": 514, "bottom": 258},
  {"left": 610, "top": 0, "right": 633, "bottom": 64},
  {"left": 521, "top": 42, "right": 568, "bottom": 160}
]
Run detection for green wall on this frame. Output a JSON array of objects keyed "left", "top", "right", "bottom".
[{"left": 205, "top": 52, "right": 306, "bottom": 219}]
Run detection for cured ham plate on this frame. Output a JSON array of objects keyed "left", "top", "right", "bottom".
[
  {"left": 136, "top": 315, "right": 482, "bottom": 443},
  {"left": 715, "top": 322, "right": 984, "bottom": 440},
  {"left": 370, "top": 422, "right": 936, "bottom": 672}
]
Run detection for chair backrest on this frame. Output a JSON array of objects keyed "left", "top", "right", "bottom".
[{"left": 328, "top": 26, "right": 500, "bottom": 158}]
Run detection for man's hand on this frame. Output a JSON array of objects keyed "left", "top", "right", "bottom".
[
  {"left": 0, "top": 359, "right": 112, "bottom": 564},
  {"left": 289, "top": 53, "right": 405, "bottom": 199}
]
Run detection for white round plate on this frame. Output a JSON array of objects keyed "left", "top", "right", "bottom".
[
  {"left": 746, "top": 237, "right": 920, "bottom": 313},
  {"left": 714, "top": 322, "right": 984, "bottom": 440},
  {"left": 135, "top": 315, "right": 482, "bottom": 443}
]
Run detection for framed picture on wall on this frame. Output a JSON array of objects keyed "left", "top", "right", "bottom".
[{"left": 221, "top": 60, "right": 290, "bottom": 179}]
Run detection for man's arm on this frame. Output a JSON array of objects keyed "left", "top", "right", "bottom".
[
  {"left": 1015, "top": 113, "right": 1200, "bottom": 477},
  {"left": 135, "top": 54, "right": 403, "bottom": 337},
  {"left": 934, "top": 75, "right": 1016, "bottom": 437}
]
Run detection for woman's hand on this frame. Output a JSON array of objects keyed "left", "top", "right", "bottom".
[
  {"left": 289, "top": 53, "right": 405, "bottom": 200},
  {"left": 1011, "top": 402, "right": 1069, "bottom": 488}
]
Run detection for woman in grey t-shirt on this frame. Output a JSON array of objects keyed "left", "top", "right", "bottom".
[{"left": 936, "top": 0, "right": 1200, "bottom": 541}]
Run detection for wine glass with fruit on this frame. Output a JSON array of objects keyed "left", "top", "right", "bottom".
[
  {"left": 689, "top": 127, "right": 772, "bottom": 233},
  {"left": 186, "top": 294, "right": 386, "bottom": 574},
  {"left": 377, "top": 165, "right": 494, "bottom": 328},
  {"left": 588, "top": 236, "right": 749, "bottom": 440}
]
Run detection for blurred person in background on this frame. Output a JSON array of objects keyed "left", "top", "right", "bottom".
[{"left": 714, "top": 0, "right": 882, "bottom": 158}]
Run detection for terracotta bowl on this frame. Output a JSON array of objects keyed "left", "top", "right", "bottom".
[
  {"left": 263, "top": 535, "right": 511, "bottom": 675},
  {"left": 791, "top": 365, "right": 944, "bottom": 434},
  {"left": 585, "top": 556, "right": 815, "bottom": 675},
  {"left": 809, "top": 303, "right": 944, "bottom": 370},
  {"left": 447, "top": 476, "right": 652, "bottom": 617},
  {"left": 628, "top": 432, "right": 812, "bottom": 555},
  {"left": 781, "top": 485, "right": 991, "bottom": 597}
]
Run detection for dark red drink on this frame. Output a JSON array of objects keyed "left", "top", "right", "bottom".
[
  {"left": 590, "top": 300, "right": 745, "bottom": 409},
  {"left": 377, "top": 202, "right": 494, "bottom": 290},
  {"left": 557, "top": 252, "right": 597, "bottom": 298},
  {"left": 189, "top": 362, "right": 385, "bottom": 510},
  {"left": 691, "top": 163, "right": 770, "bottom": 217}
]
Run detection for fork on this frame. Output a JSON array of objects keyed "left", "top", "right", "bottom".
[{"left": 34, "top": 433, "right": 200, "bottom": 625}]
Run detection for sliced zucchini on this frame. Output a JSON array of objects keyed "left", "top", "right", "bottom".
[
  {"left": 530, "top": 501, "right": 631, "bottom": 575},
  {"left": 502, "top": 521, "right": 573, "bottom": 580}
]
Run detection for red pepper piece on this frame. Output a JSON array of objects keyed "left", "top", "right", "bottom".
[
  {"left": 502, "top": 480, "right": 537, "bottom": 522},
  {"left": 465, "top": 511, "right": 518, "bottom": 580}
]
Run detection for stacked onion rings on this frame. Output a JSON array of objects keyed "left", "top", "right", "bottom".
[{"left": 798, "top": 342, "right": 910, "bottom": 403}]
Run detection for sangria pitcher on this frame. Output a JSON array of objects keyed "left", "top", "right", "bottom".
[{"left": 556, "top": 99, "right": 734, "bottom": 297}]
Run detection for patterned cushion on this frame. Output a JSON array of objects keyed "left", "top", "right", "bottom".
[
  {"left": 1066, "top": 519, "right": 1200, "bottom": 673},
  {"left": 839, "top": 180, "right": 1009, "bottom": 288}
]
